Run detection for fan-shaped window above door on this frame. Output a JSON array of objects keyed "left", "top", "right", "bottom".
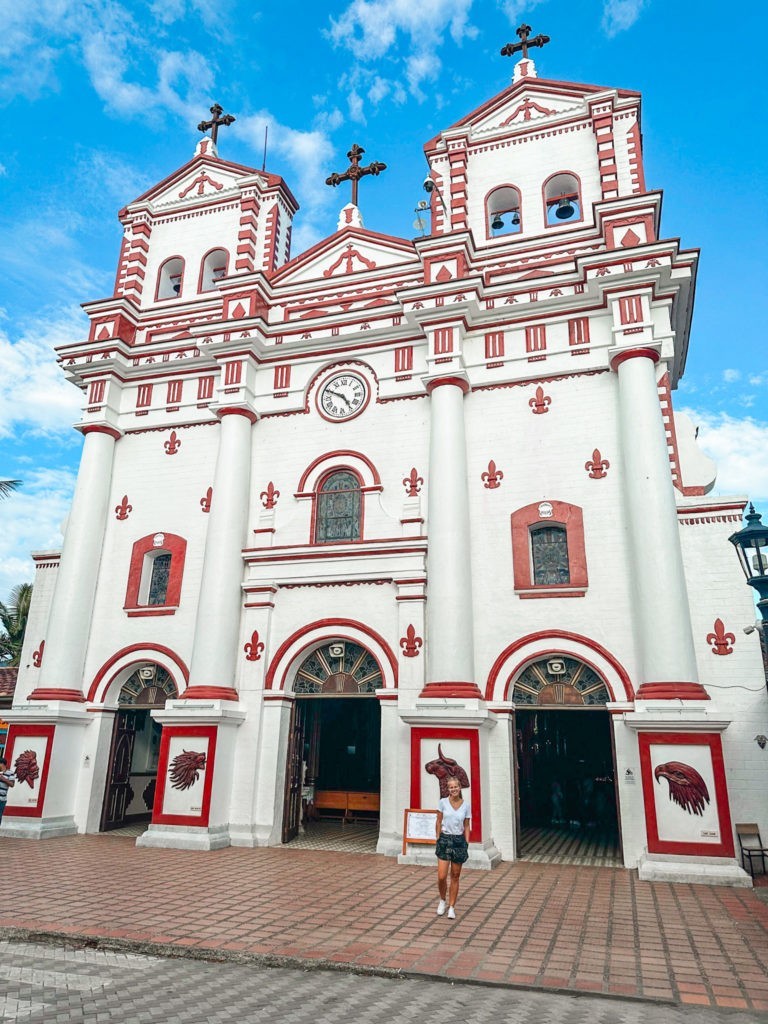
[
  {"left": 294, "top": 641, "right": 383, "bottom": 694},
  {"left": 512, "top": 656, "right": 610, "bottom": 706}
]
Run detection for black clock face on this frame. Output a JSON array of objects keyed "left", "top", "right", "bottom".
[{"left": 318, "top": 372, "right": 368, "bottom": 420}]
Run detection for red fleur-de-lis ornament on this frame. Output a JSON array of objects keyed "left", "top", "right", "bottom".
[
  {"left": 585, "top": 449, "right": 610, "bottom": 479},
  {"left": 400, "top": 624, "right": 423, "bottom": 658},
  {"left": 481, "top": 460, "right": 503, "bottom": 489},
  {"left": 200, "top": 487, "right": 212, "bottom": 513},
  {"left": 164, "top": 430, "right": 181, "bottom": 455},
  {"left": 403, "top": 468, "right": 423, "bottom": 497},
  {"left": 529, "top": 385, "right": 551, "bottom": 415},
  {"left": 260, "top": 482, "right": 280, "bottom": 509},
  {"left": 244, "top": 630, "right": 265, "bottom": 662},
  {"left": 706, "top": 618, "right": 735, "bottom": 656},
  {"left": 115, "top": 495, "right": 132, "bottom": 520}
]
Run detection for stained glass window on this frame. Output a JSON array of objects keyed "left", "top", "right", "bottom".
[
  {"left": 531, "top": 525, "right": 570, "bottom": 585},
  {"left": 512, "top": 656, "right": 610, "bottom": 706},
  {"left": 148, "top": 553, "right": 171, "bottom": 605},
  {"left": 315, "top": 471, "right": 361, "bottom": 544},
  {"left": 293, "top": 642, "right": 382, "bottom": 694}
]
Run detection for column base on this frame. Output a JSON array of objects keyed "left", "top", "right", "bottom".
[
  {"left": 398, "top": 842, "right": 501, "bottom": 870},
  {"left": 376, "top": 832, "right": 403, "bottom": 857},
  {"left": 635, "top": 681, "right": 710, "bottom": 700},
  {"left": 135, "top": 823, "right": 231, "bottom": 851},
  {"left": 419, "top": 681, "right": 484, "bottom": 699},
  {"left": 0, "top": 816, "right": 78, "bottom": 840},
  {"left": 637, "top": 851, "right": 752, "bottom": 887}
]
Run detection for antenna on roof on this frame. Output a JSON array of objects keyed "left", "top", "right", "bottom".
[{"left": 262, "top": 125, "right": 269, "bottom": 172}]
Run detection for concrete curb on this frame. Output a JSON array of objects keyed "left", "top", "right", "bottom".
[{"left": 0, "top": 926, "right": 675, "bottom": 1008}]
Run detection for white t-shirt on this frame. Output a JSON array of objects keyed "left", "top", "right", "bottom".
[{"left": 438, "top": 797, "right": 470, "bottom": 836}]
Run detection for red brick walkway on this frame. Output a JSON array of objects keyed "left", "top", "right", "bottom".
[{"left": 2, "top": 835, "right": 767, "bottom": 1012}]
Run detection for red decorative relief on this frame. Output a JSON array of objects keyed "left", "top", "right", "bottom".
[
  {"left": 585, "top": 449, "right": 610, "bottom": 479},
  {"left": 400, "top": 624, "right": 423, "bottom": 658},
  {"left": 260, "top": 482, "right": 280, "bottom": 509},
  {"left": 244, "top": 630, "right": 265, "bottom": 661},
  {"left": 15, "top": 749, "right": 40, "bottom": 788},
  {"left": 403, "top": 468, "right": 423, "bottom": 497},
  {"left": 115, "top": 495, "right": 133, "bottom": 520},
  {"left": 481, "top": 460, "right": 503, "bottom": 489},
  {"left": 323, "top": 244, "right": 377, "bottom": 278},
  {"left": 178, "top": 172, "right": 224, "bottom": 199},
  {"left": 31, "top": 641, "right": 45, "bottom": 668},
  {"left": 654, "top": 762, "right": 710, "bottom": 816},
  {"left": 164, "top": 430, "right": 181, "bottom": 455},
  {"left": 169, "top": 750, "right": 207, "bottom": 790},
  {"left": 425, "top": 744, "right": 470, "bottom": 797},
  {"left": 200, "top": 487, "right": 212, "bottom": 513},
  {"left": 529, "top": 385, "right": 551, "bottom": 415},
  {"left": 706, "top": 618, "right": 735, "bottom": 656}
]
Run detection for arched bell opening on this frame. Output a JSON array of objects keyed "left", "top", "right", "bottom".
[
  {"left": 511, "top": 654, "right": 621, "bottom": 865},
  {"left": 100, "top": 663, "right": 178, "bottom": 832},
  {"left": 282, "top": 639, "right": 382, "bottom": 850}
]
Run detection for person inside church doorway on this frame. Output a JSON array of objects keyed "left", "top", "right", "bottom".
[{"left": 435, "top": 776, "right": 470, "bottom": 920}]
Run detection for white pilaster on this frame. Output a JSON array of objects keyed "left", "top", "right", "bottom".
[
  {"left": 422, "top": 379, "right": 480, "bottom": 697},
  {"left": 33, "top": 426, "right": 119, "bottom": 701},
  {"left": 613, "top": 351, "right": 704, "bottom": 698}
]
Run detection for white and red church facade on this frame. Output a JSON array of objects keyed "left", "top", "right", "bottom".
[{"left": 4, "top": 48, "right": 767, "bottom": 885}]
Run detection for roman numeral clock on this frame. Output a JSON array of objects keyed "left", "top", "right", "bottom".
[{"left": 317, "top": 371, "right": 369, "bottom": 421}]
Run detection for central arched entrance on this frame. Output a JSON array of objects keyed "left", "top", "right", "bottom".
[
  {"left": 282, "top": 640, "right": 382, "bottom": 847},
  {"left": 513, "top": 655, "right": 621, "bottom": 864},
  {"left": 100, "top": 664, "right": 178, "bottom": 831}
]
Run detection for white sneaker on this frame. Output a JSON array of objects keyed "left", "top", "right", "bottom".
[
  {"left": 447, "top": 906, "right": 456, "bottom": 920},
  {"left": 436, "top": 900, "right": 447, "bottom": 916}
]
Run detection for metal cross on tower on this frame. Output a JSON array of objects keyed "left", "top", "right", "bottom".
[
  {"left": 197, "top": 103, "right": 236, "bottom": 146},
  {"left": 500, "top": 23, "right": 550, "bottom": 60},
  {"left": 325, "top": 143, "right": 387, "bottom": 208}
]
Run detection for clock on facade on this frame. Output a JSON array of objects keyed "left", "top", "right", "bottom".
[{"left": 317, "top": 371, "right": 369, "bottom": 421}]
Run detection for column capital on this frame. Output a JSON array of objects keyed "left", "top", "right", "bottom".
[
  {"left": 609, "top": 346, "right": 660, "bottom": 372},
  {"left": 635, "top": 681, "right": 710, "bottom": 701},
  {"left": 76, "top": 423, "right": 123, "bottom": 440},
  {"left": 212, "top": 405, "right": 259, "bottom": 424},
  {"left": 424, "top": 375, "right": 470, "bottom": 396}
]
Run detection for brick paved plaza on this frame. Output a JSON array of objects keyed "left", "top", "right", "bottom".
[{"left": 1, "top": 835, "right": 767, "bottom": 1014}]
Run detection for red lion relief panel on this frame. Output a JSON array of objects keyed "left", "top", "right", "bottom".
[
  {"left": 14, "top": 750, "right": 40, "bottom": 788},
  {"left": 169, "top": 750, "right": 207, "bottom": 791},
  {"left": 425, "top": 744, "right": 470, "bottom": 798},
  {"left": 654, "top": 761, "right": 710, "bottom": 816}
]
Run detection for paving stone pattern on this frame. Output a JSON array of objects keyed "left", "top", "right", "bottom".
[
  {"left": 0, "top": 940, "right": 765, "bottom": 1024},
  {"left": 1, "top": 835, "right": 767, "bottom": 1013}
]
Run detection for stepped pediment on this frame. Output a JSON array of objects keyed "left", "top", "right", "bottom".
[{"left": 271, "top": 226, "right": 417, "bottom": 288}]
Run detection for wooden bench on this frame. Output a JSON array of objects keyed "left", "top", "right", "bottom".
[{"left": 312, "top": 790, "right": 380, "bottom": 823}]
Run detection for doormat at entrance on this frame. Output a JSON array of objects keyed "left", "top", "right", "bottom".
[
  {"left": 520, "top": 825, "right": 622, "bottom": 866},
  {"left": 287, "top": 821, "right": 379, "bottom": 854}
]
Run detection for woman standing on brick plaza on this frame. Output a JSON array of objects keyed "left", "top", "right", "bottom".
[{"left": 435, "top": 776, "right": 470, "bottom": 920}]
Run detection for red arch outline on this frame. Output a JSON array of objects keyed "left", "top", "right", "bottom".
[
  {"left": 265, "top": 618, "right": 398, "bottom": 691},
  {"left": 297, "top": 450, "right": 381, "bottom": 492},
  {"left": 87, "top": 643, "right": 190, "bottom": 703},
  {"left": 542, "top": 169, "right": 584, "bottom": 228},
  {"left": 485, "top": 630, "right": 634, "bottom": 703}
]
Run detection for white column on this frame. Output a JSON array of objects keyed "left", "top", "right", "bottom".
[
  {"left": 614, "top": 350, "right": 704, "bottom": 697},
  {"left": 422, "top": 379, "right": 481, "bottom": 698},
  {"left": 185, "top": 409, "right": 255, "bottom": 698},
  {"left": 33, "top": 426, "right": 119, "bottom": 701}
]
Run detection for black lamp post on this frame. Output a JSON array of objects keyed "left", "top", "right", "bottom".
[{"left": 729, "top": 503, "right": 768, "bottom": 627}]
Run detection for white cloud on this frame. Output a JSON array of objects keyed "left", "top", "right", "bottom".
[
  {"left": 723, "top": 368, "right": 741, "bottom": 383},
  {"left": 681, "top": 408, "right": 768, "bottom": 503},
  {"left": 0, "top": 465, "right": 78, "bottom": 603},
  {"left": 497, "top": 0, "right": 547, "bottom": 26},
  {"left": 602, "top": 0, "right": 648, "bottom": 37},
  {"left": 0, "top": 307, "right": 85, "bottom": 440},
  {"left": 327, "top": 0, "right": 476, "bottom": 112}
]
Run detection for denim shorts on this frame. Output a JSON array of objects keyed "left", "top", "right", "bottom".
[{"left": 435, "top": 832, "right": 469, "bottom": 864}]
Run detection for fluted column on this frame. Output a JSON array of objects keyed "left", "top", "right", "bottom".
[
  {"left": 421, "top": 378, "right": 481, "bottom": 698},
  {"left": 613, "top": 349, "right": 707, "bottom": 699},
  {"left": 31, "top": 425, "right": 120, "bottom": 702},
  {"left": 183, "top": 408, "right": 255, "bottom": 700}
]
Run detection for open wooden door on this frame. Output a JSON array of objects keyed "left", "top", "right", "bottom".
[
  {"left": 282, "top": 700, "right": 309, "bottom": 843},
  {"left": 100, "top": 710, "right": 138, "bottom": 831}
]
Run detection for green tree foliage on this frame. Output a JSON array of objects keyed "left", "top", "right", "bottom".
[
  {"left": 0, "top": 480, "right": 21, "bottom": 499},
  {"left": 0, "top": 583, "right": 33, "bottom": 666}
]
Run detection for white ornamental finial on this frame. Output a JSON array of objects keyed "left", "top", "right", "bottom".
[{"left": 338, "top": 202, "right": 364, "bottom": 231}]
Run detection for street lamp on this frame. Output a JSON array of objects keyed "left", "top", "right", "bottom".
[{"left": 729, "top": 503, "right": 768, "bottom": 626}]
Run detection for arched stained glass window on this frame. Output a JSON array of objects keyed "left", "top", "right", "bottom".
[
  {"left": 531, "top": 525, "right": 570, "bottom": 585},
  {"left": 294, "top": 641, "right": 382, "bottom": 694},
  {"left": 315, "top": 471, "right": 362, "bottom": 544},
  {"left": 148, "top": 553, "right": 172, "bottom": 605}
]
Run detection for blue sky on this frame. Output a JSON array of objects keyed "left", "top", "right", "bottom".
[{"left": 1, "top": 0, "right": 766, "bottom": 602}]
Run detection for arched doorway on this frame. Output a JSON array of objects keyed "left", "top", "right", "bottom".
[
  {"left": 513, "top": 655, "right": 621, "bottom": 864},
  {"left": 100, "top": 663, "right": 178, "bottom": 831},
  {"left": 282, "top": 640, "right": 382, "bottom": 846}
]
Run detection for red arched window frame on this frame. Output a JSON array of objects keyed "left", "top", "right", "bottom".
[
  {"left": 124, "top": 532, "right": 187, "bottom": 616},
  {"left": 311, "top": 468, "right": 365, "bottom": 545},
  {"left": 155, "top": 256, "right": 185, "bottom": 301},
  {"left": 484, "top": 184, "right": 523, "bottom": 240},
  {"left": 197, "top": 247, "right": 230, "bottom": 293},
  {"left": 542, "top": 170, "right": 584, "bottom": 228},
  {"left": 511, "top": 500, "right": 588, "bottom": 598}
]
